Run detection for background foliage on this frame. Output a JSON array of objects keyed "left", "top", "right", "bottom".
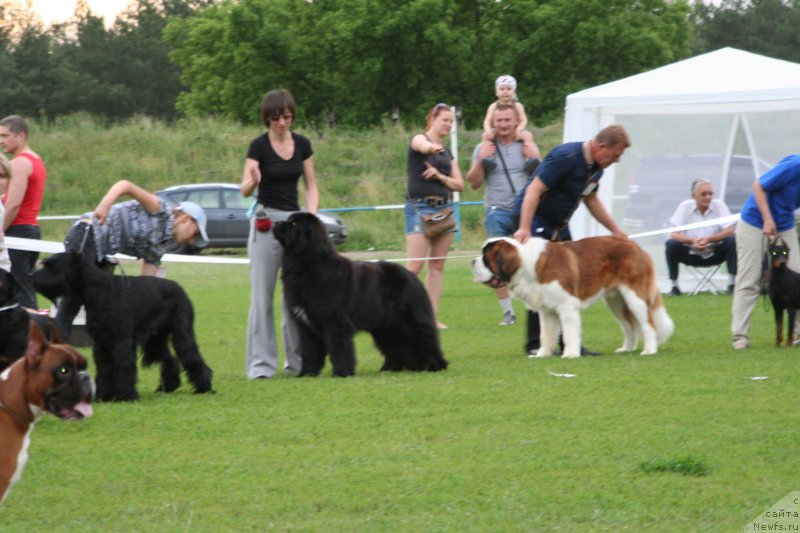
[
  {"left": 32, "top": 114, "right": 565, "bottom": 252},
  {"left": 3, "top": 0, "right": 797, "bottom": 130}
]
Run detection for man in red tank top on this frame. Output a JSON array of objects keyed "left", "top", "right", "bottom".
[{"left": 0, "top": 115, "right": 46, "bottom": 309}]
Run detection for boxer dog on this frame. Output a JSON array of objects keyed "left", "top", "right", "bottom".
[{"left": 0, "top": 323, "right": 94, "bottom": 503}]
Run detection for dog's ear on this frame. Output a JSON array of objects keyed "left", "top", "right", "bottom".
[
  {"left": 24, "top": 322, "right": 47, "bottom": 371},
  {"left": 485, "top": 240, "right": 521, "bottom": 281},
  {"left": 48, "top": 321, "right": 63, "bottom": 344},
  {"left": 493, "top": 253, "right": 514, "bottom": 281}
]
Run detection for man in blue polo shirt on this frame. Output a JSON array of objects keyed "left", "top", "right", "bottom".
[
  {"left": 513, "top": 124, "right": 630, "bottom": 356},
  {"left": 731, "top": 154, "right": 800, "bottom": 350}
]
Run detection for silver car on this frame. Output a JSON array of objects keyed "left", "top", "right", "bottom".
[{"left": 156, "top": 183, "right": 347, "bottom": 251}]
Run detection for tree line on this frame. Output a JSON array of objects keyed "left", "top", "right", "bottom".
[{"left": 0, "top": 0, "right": 798, "bottom": 129}]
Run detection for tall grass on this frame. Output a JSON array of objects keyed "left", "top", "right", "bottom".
[
  {"left": 34, "top": 114, "right": 564, "bottom": 250},
  {"left": 0, "top": 260, "right": 796, "bottom": 531}
]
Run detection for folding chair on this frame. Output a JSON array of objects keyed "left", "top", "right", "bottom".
[{"left": 686, "top": 264, "right": 723, "bottom": 295}]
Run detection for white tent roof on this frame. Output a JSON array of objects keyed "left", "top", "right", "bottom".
[
  {"left": 565, "top": 47, "right": 800, "bottom": 122},
  {"left": 563, "top": 47, "right": 800, "bottom": 243}
]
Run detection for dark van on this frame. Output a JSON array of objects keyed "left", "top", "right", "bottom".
[{"left": 623, "top": 154, "right": 771, "bottom": 230}]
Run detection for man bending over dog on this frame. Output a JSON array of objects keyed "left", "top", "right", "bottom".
[
  {"left": 665, "top": 179, "right": 736, "bottom": 296},
  {"left": 54, "top": 180, "right": 209, "bottom": 340},
  {"left": 513, "top": 124, "right": 630, "bottom": 357}
]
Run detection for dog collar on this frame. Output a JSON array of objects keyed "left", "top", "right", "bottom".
[
  {"left": 0, "top": 399, "right": 29, "bottom": 425},
  {"left": 0, "top": 303, "right": 20, "bottom": 312}
]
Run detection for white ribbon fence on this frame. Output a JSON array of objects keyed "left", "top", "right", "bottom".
[{"left": 6, "top": 213, "right": 740, "bottom": 265}]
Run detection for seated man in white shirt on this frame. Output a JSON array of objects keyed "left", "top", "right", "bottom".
[{"left": 665, "top": 178, "right": 737, "bottom": 296}]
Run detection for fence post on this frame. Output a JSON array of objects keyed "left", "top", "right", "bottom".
[{"left": 450, "top": 105, "right": 461, "bottom": 243}]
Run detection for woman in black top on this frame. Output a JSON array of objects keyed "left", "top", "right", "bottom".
[
  {"left": 240, "top": 89, "right": 319, "bottom": 379},
  {"left": 404, "top": 103, "right": 465, "bottom": 329}
]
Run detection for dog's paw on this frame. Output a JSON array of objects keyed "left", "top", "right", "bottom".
[
  {"left": 639, "top": 349, "right": 657, "bottom": 356},
  {"left": 530, "top": 348, "right": 554, "bottom": 358},
  {"left": 615, "top": 346, "right": 634, "bottom": 353},
  {"left": 561, "top": 352, "right": 581, "bottom": 359}
]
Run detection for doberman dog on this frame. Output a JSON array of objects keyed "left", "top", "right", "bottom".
[{"left": 767, "top": 237, "right": 800, "bottom": 346}]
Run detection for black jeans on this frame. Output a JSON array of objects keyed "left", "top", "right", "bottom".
[
  {"left": 512, "top": 216, "right": 571, "bottom": 353},
  {"left": 6, "top": 224, "right": 41, "bottom": 309},
  {"left": 665, "top": 235, "right": 737, "bottom": 281}
]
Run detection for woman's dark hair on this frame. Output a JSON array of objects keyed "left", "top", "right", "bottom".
[{"left": 260, "top": 89, "right": 296, "bottom": 128}]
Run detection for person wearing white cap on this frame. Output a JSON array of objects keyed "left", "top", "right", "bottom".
[
  {"left": 53, "top": 179, "right": 209, "bottom": 339},
  {"left": 481, "top": 74, "right": 541, "bottom": 175}
]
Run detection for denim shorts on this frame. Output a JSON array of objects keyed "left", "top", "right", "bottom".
[
  {"left": 404, "top": 200, "right": 458, "bottom": 235},
  {"left": 484, "top": 206, "right": 515, "bottom": 238}
]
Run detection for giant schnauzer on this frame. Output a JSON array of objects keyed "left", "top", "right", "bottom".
[
  {"left": 33, "top": 252, "right": 213, "bottom": 401},
  {"left": 0, "top": 268, "right": 60, "bottom": 370}
]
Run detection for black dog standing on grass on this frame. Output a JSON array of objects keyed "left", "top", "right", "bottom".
[
  {"left": 33, "top": 252, "right": 213, "bottom": 401},
  {"left": 0, "top": 268, "right": 60, "bottom": 370},
  {"left": 273, "top": 212, "right": 448, "bottom": 377},
  {"left": 768, "top": 237, "right": 800, "bottom": 347}
]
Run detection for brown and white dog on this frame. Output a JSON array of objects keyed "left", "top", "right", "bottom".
[
  {"left": 0, "top": 323, "right": 93, "bottom": 503},
  {"left": 473, "top": 236, "right": 674, "bottom": 358}
]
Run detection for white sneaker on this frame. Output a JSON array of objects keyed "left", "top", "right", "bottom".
[
  {"left": 732, "top": 339, "right": 749, "bottom": 350},
  {"left": 499, "top": 311, "right": 516, "bottom": 326}
]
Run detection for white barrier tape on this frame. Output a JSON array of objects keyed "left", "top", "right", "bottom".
[
  {"left": 4, "top": 213, "right": 741, "bottom": 266},
  {"left": 6, "top": 236, "right": 250, "bottom": 264},
  {"left": 6, "top": 236, "right": 66, "bottom": 254},
  {"left": 159, "top": 253, "right": 250, "bottom": 264},
  {"left": 37, "top": 215, "right": 82, "bottom": 221},
  {"left": 409, "top": 213, "right": 742, "bottom": 262},
  {"left": 5, "top": 234, "right": 478, "bottom": 265},
  {"left": 628, "top": 213, "right": 740, "bottom": 240}
]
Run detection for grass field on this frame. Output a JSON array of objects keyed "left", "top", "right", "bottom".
[{"left": 0, "top": 256, "right": 797, "bottom": 531}]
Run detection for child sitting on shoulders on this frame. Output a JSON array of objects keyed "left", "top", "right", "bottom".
[{"left": 481, "top": 74, "right": 540, "bottom": 175}]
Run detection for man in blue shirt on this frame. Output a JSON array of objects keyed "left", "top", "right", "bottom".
[
  {"left": 513, "top": 124, "right": 630, "bottom": 356},
  {"left": 732, "top": 155, "right": 800, "bottom": 350}
]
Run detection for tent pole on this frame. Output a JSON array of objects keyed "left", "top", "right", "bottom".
[
  {"left": 719, "top": 114, "right": 739, "bottom": 204},
  {"left": 739, "top": 114, "right": 760, "bottom": 180}
]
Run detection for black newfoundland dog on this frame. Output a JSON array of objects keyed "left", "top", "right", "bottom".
[
  {"left": 273, "top": 212, "right": 448, "bottom": 377},
  {"left": 33, "top": 252, "right": 213, "bottom": 401}
]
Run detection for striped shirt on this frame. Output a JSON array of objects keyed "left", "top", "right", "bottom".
[{"left": 86, "top": 199, "right": 174, "bottom": 265}]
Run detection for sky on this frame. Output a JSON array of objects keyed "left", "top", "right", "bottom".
[{"left": 30, "top": 0, "right": 132, "bottom": 28}]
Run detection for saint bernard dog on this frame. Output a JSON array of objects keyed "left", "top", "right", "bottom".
[{"left": 473, "top": 236, "right": 674, "bottom": 358}]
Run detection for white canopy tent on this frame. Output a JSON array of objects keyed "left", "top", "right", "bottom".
[{"left": 562, "top": 47, "right": 800, "bottom": 285}]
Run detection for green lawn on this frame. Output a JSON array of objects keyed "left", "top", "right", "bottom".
[{"left": 1, "top": 258, "right": 796, "bottom": 532}]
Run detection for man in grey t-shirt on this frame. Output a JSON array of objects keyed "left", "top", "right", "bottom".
[{"left": 467, "top": 103, "right": 540, "bottom": 326}]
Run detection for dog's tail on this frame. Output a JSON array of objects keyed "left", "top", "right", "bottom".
[{"left": 650, "top": 292, "right": 675, "bottom": 345}]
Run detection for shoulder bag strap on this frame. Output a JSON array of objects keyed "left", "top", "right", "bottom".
[{"left": 493, "top": 141, "right": 517, "bottom": 196}]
